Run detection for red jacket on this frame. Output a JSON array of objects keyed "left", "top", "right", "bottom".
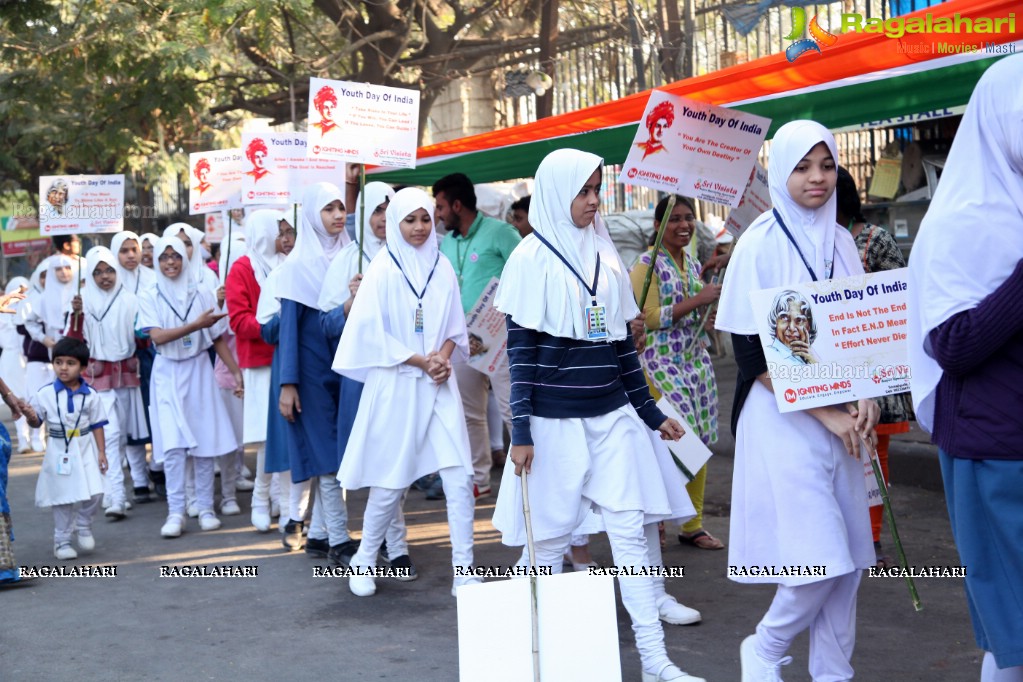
[{"left": 226, "top": 256, "right": 275, "bottom": 368}]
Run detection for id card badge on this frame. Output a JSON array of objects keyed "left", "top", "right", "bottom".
[
  {"left": 56, "top": 454, "right": 72, "bottom": 476},
  {"left": 181, "top": 333, "right": 193, "bottom": 349},
  {"left": 414, "top": 306, "right": 424, "bottom": 334},
  {"left": 585, "top": 304, "right": 609, "bottom": 340}
]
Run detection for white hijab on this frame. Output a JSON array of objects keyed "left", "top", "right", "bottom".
[
  {"left": 716, "top": 120, "right": 862, "bottom": 335},
  {"left": 318, "top": 182, "right": 394, "bottom": 312},
  {"left": 139, "top": 233, "right": 159, "bottom": 270},
  {"left": 275, "top": 182, "right": 349, "bottom": 308},
  {"left": 110, "top": 232, "right": 146, "bottom": 295},
  {"left": 40, "top": 254, "right": 75, "bottom": 335},
  {"left": 163, "top": 223, "right": 218, "bottom": 294},
  {"left": 494, "top": 148, "right": 638, "bottom": 341},
  {"left": 333, "top": 187, "right": 467, "bottom": 382},
  {"left": 153, "top": 236, "right": 196, "bottom": 312},
  {"left": 243, "top": 209, "right": 285, "bottom": 285},
  {"left": 82, "top": 246, "right": 137, "bottom": 360},
  {"left": 3, "top": 276, "right": 29, "bottom": 333},
  {"left": 908, "top": 54, "right": 1023, "bottom": 432}
]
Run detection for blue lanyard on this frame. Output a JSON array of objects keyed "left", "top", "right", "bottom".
[
  {"left": 387, "top": 250, "right": 439, "bottom": 306},
  {"left": 54, "top": 388, "right": 85, "bottom": 454},
  {"left": 157, "top": 287, "right": 196, "bottom": 322},
  {"left": 89, "top": 285, "right": 124, "bottom": 323},
  {"left": 532, "top": 231, "right": 602, "bottom": 305},
  {"left": 772, "top": 209, "right": 832, "bottom": 282}
]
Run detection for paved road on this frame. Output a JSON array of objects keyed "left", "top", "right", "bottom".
[{"left": 1, "top": 355, "right": 983, "bottom": 681}]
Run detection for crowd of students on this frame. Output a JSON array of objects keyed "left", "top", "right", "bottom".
[{"left": 1, "top": 53, "right": 1020, "bottom": 682}]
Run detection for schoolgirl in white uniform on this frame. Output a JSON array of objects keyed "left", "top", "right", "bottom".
[
  {"left": 136, "top": 237, "right": 243, "bottom": 538},
  {"left": 333, "top": 187, "right": 476, "bottom": 597}
]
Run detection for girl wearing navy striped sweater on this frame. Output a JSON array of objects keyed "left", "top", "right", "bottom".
[{"left": 491, "top": 149, "right": 703, "bottom": 682}]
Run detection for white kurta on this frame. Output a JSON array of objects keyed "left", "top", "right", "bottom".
[
  {"left": 137, "top": 283, "right": 238, "bottom": 459},
  {"left": 337, "top": 366, "right": 472, "bottom": 490},
  {"left": 30, "top": 386, "right": 107, "bottom": 507},
  {"left": 492, "top": 404, "right": 692, "bottom": 546},
  {"left": 241, "top": 366, "right": 271, "bottom": 444}
]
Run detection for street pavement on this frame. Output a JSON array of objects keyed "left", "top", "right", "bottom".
[{"left": 1, "top": 353, "right": 985, "bottom": 681}]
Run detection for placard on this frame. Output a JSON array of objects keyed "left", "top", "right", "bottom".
[
  {"left": 38, "top": 175, "right": 125, "bottom": 235},
  {"left": 655, "top": 397, "right": 714, "bottom": 480},
  {"left": 619, "top": 91, "right": 770, "bottom": 207},
  {"left": 465, "top": 277, "right": 507, "bottom": 376},
  {"left": 868, "top": 158, "right": 902, "bottom": 199},
  {"left": 241, "top": 132, "right": 344, "bottom": 205},
  {"left": 189, "top": 149, "right": 244, "bottom": 215},
  {"left": 724, "top": 162, "right": 770, "bottom": 237},
  {"left": 750, "top": 269, "right": 911, "bottom": 412},
  {"left": 306, "top": 77, "right": 420, "bottom": 169}
]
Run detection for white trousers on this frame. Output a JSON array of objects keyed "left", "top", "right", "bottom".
[
  {"left": 514, "top": 509, "right": 670, "bottom": 675},
  {"left": 125, "top": 444, "right": 149, "bottom": 488},
  {"left": 252, "top": 442, "right": 271, "bottom": 508},
  {"left": 278, "top": 476, "right": 311, "bottom": 529},
  {"left": 166, "top": 449, "right": 215, "bottom": 517},
  {"left": 452, "top": 357, "right": 511, "bottom": 487},
  {"left": 755, "top": 571, "right": 862, "bottom": 682},
  {"left": 486, "top": 385, "right": 505, "bottom": 451},
  {"left": 305, "top": 475, "right": 350, "bottom": 545},
  {"left": 352, "top": 466, "right": 473, "bottom": 569},
  {"left": 99, "top": 389, "right": 132, "bottom": 507},
  {"left": 52, "top": 494, "right": 102, "bottom": 544}
]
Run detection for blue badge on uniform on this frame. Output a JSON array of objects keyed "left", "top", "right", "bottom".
[{"left": 585, "top": 304, "right": 608, "bottom": 340}]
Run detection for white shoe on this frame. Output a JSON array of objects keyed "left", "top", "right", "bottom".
[
  {"left": 54, "top": 543, "right": 78, "bottom": 560},
  {"left": 124, "top": 498, "right": 133, "bottom": 510},
  {"left": 234, "top": 478, "right": 254, "bottom": 492},
  {"left": 221, "top": 499, "right": 241, "bottom": 516},
  {"left": 350, "top": 574, "right": 376, "bottom": 597},
  {"left": 240, "top": 464, "right": 253, "bottom": 478},
  {"left": 76, "top": 530, "right": 95, "bottom": 553},
  {"left": 251, "top": 506, "right": 272, "bottom": 532},
  {"left": 657, "top": 596, "right": 702, "bottom": 625},
  {"left": 186, "top": 502, "right": 199, "bottom": 518},
  {"left": 451, "top": 575, "right": 483, "bottom": 597},
  {"left": 740, "top": 634, "right": 792, "bottom": 682},
  {"left": 199, "top": 513, "right": 221, "bottom": 531},
  {"left": 161, "top": 514, "right": 185, "bottom": 538},
  {"left": 105, "top": 503, "right": 127, "bottom": 521},
  {"left": 102, "top": 495, "right": 111, "bottom": 509},
  {"left": 18, "top": 444, "right": 32, "bottom": 454},
  {"left": 641, "top": 663, "right": 705, "bottom": 682}
]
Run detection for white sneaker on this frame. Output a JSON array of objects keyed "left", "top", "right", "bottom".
[
  {"left": 240, "top": 464, "right": 253, "bottom": 479},
  {"left": 199, "top": 512, "right": 221, "bottom": 531},
  {"left": 349, "top": 574, "right": 377, "bottom": 597},
  {"left": 234, "top": 477, "right": 254, "bottom": 492},
  {"left": 740, "top": 634, "right": 792, "bottom": 682},
  {"left": 76, "top": 530, "right": 95, "bottom": 553},
  {"left": 54, "top": 543, "right": 78, "bottom": 560},
  {"left": 124, "top": 498, "right": 133, "bottom": 510},
  {"left": 221, "top": 499, "right": 241, "bottom": 516},
  {"left": 451, "top": 574, "right": 483, "bottom": 597},
  {"left": 105, "top": 503, "right": 127, "bottom": 520},
  {"left": 657, "top": 596, "right": 702, "bottom": 625},
  {"left": 251, "top": 506, "right": 272, "bottom": 532},
  {"left": 161, "top": 514, "right": 185, "bottom": 538},
  {"left": 186, "top": 502, "right": 199, "bottom": 518},
  {"left": 641, "top": 663, "right": 705, "bottom": 682}
]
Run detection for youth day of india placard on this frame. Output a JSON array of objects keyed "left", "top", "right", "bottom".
[
  {"left": 618, "top": 91, "right": 770, "bottom": 207},
  {"left": 749, "top": 268, "right": 911, "bottom": 413},
  {"left": 306, "top": 77, "right": 420, "bottom": 169},
  {"left": 38, "top": 175, "right": 125, "bottom": 235}
]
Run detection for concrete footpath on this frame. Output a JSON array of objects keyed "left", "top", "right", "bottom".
[{"left": 1, "top": 354, "right": 984, "bottom": 681}]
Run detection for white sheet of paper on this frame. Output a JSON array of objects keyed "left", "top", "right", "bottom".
[
  {"left": 655, "top": 397, "right": 714, "bottom": 479},
  {"left": 457, "top": 571, "right": 622, "bottom": 682}
]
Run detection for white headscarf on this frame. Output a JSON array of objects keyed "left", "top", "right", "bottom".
[
  {"left": 716, "top": 120, "right": 862, "bottom": 335},
  {"left": 5, "top": 277, "right": 29, "bottom": 297},
  {"left": 163, "top": 223, "right": 218, "bottom": 294},
  {"left": 139, "top": 233, "right": 159, "bottom": 270},
  {"left": 40, "top": 254, "right": 75, "bottom": 335},
  {"left": 333, "top": 187, "right": 467, "bottom": 382},
  {"left": 318, "top": 183, "right": 394, "bottom": 312},
  {"left": 81, "top": 246, "right": 137, "bottom": 361},
  {"left": 908, "top": 55, "right": 1023, "bottom": 432},
  {"left": 110, "top": 231, "right": 155, "bottom": 295},
  {"left": 494, "top": 148, "right": 638, "bottom": 341},
  {"left": 243, "top": 209, "right": 285, "bottom": 285},
  {"left": 0, "top": 276, "right": 29, "bottom": 346},
  {"left": 274, "top": 182, "right": 349, "bottom": 308},
  {"left": 153, "top": 236, "right": 196, "bottom": 311}
]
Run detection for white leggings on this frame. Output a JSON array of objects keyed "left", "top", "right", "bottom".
[
  {"left": 755, "top": 571, "right": 862, "bottom": 682},
  {"left": 52, "top": 494, "right": 102, "bottom": 545},
  {"left": 166, "top": 449, "right": 215, "bottom": 517}
]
